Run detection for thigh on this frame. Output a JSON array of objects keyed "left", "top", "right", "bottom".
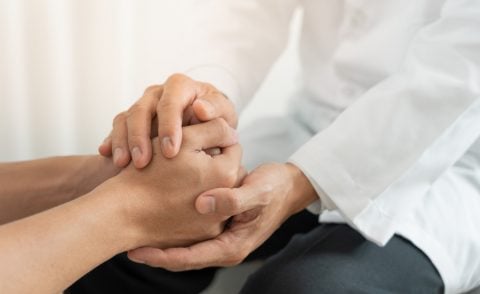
[
  {"left": 241, "top": 224, "right": 444, "bottom": 294},
  {"left": 66, "top": 253, "right": 217, "bottom": 294},
  {"left": 247, "top": 210, "right": 319, "bottom": 261}
]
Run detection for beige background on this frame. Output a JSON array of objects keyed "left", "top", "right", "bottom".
[{"left": 0, "top": 0, "right": 301, "bottom": 162}]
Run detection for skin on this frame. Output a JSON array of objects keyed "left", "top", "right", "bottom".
[
  {"left": 0, "top": 119, "right": 243, "bottom": 294},
  {"left": 0, "top": 155, "right": 119, "bottom": 225},
  {"left": 128, "top": 163, "right": 318, "bottom": 269},
  {"left": 98, "top": 73, "right": 237, "bottom": 168},
  {"left": 100, "top": 74, "right": 320, "bottom": 270}
]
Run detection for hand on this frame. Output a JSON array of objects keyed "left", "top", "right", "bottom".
[
  {"left": 98, "top": 73, "right": 238, "bottom": 168},
  {"left": 127, "top": 163, "right": 318, "bottom": 269},
  {"left": 102, "top": 118, "right": 244, "bottom": 250}
]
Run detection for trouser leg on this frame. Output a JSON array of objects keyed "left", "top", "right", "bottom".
[{"left": 240, "top": 224, "right": 444, "bottom": 294}]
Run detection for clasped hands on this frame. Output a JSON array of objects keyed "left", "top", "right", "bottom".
[{"left": 99, "top": 74, "right": 317, "bottom": 270}]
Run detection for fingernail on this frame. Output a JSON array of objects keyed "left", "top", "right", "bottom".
[
  {"left": 128, "top": 254, "right": 146, "bottom": 264},
  {"left": 113, "top": 148, "right": 123, "bottom": 164},
  {"left": 161, "top": 137, "right": 174, "bottom": 154},
  {"left": 198, "top": 196, "right": 216, "bottom": 214},
  {"left": 207, "top": 147, "right": 221, "bottom": 156},
  {"left": 197, "top": 99, "right": 214, "bottom": 116},
  {"left": 132, "top": 147, "right": 142, "bottom": 163}
]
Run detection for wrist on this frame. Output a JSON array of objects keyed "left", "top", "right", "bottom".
[
  {"left": 98, "top": 174, "right": 172, "bottom": 250},
  {"left": 284, "top": 163, "right": 318, "bottom": 215},
  {"left": 72, "top": 156, "right": 121, "bottom": 199},
  {"left": 88, "top": 177, "right": 146, "bottom": 251}
]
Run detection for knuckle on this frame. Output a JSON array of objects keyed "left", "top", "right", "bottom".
[
  {"left": 201, "top": 81, "right": 215, "bottom": 89},
  {"left": 221, "top": 168, "right": 238, "bottom": 187},
  {"left": 143, "top": 84, "right": 162, "bottom": 94},
  {"left": 167, "top": 73, "right": 189, "bottom": 84},
  {"left": 213, "top": 117, "right": 231, "bottom": 137},
  {"left": 112, "top": 112, "right": 126, "bottom": 126},
  {"left": 225, "top": 101, "right": 238, "bottom": 126},
  {"left": 258, "top": 191, "right": 270, "bottom": 206},
  {"left": 127, "top": 103, "right": 148, "bottom": 118}
]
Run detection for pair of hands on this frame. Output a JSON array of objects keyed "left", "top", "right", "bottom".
[{"left": 100, "top": 74, "right": 317, "bottom": 270}]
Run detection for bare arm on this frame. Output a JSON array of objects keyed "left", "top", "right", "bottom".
[
  {"left": 0, "top": 155, "right": 119, "bottom": 225},
  {"left": 0, "top": 119, "right": 242, "bottom": 294},
  {"left": 0, "top": 184, "right": 132, "bottom": 294}
]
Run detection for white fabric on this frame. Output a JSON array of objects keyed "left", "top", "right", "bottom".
[
  {"left": 189, "top": 0, "right": 480, "bottom": 293},
  {"left": 0, "top": 0, "right": 210, "bottom": 161}
]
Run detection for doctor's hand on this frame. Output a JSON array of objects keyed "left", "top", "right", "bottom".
[
  {"left": 98, "top": 73, "right": 237, "bottom": 168},
  {"left": 104, "top": 118, "right": 245, "bottom": 250},
  {"left": 126, "top": 163, "right": 318, "bottom": 269}
]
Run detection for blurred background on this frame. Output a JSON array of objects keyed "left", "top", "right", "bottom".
[
  {"left": 0, "top": 2, "right": 301, "bottom": 291},
  {"left": 0, "top": 0, "right": 302, "bottom": 162}
]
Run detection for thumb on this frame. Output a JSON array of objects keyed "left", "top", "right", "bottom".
[{"left": 195, "top": 182, "right": 269, "bottom": 216}]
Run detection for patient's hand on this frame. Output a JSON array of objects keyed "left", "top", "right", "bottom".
[{"left": 101, "top": 118, "right": 244, "bottom": 249}]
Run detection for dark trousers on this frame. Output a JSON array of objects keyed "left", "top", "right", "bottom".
[{"left": 67, "top": 211, "right": 444, "bottom": 294}]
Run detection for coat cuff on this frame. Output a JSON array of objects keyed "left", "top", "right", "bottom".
[{"left": 288, "top": 142, "right": 397, "bottom": 246}]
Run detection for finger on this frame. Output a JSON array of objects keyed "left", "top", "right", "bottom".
[
  {"left": 192, "top": 93, "right": 238, "bottom": 128},
  {"left": 98, "top": 135, "right": 112, "bottom": 157},
  {"left": 111, "top": 112, "right": 131, "bottom": 167},
  {"left": 236, "top": 166, "right": 248, "bottom": 187},
  {"left": 126, "top": 87, "right": 162, "bottom": 168},
  {"left": 195, "top": 179, "right": 269, "bottom": 216},
  {"left": 156, "top": 74, "right": 199, "bottom": 158},
  {"left": 204, "top": 147, "right": 221, "bottom": 156},
  {"left": 215, "top": 143, "right": 243, "bottom": 164},
  {"left": 182, "top": 105, "right": 196, "bottom": 126},
  {"left": 232, "top": 207, "right": 262, "bottom": 224},
  {"left": 127, "top": 230, "right": 250, "bottom": 270},
  {"left": 211, "top": 143, "right": 243, "bottom": 182},
  {"left": 182, "top": 118, "right": 238, "bottom": 150}
]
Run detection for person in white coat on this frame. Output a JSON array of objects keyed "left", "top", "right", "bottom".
[{"left": 70, "top": 0, "right": 480, "bottom": 293}]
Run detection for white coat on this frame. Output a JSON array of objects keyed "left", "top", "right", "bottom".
[{"left": 187, "top": 0, "right": 480, "bottom": 293}]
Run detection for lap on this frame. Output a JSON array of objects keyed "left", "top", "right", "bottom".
[{"left": 241, "top": 224, "right": 444, "bottom": 294}]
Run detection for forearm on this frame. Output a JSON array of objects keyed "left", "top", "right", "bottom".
[
  {"left": 0, "top": 155, "right": 119, "bottom": 224},
  {"left": 0, "top": 180, "right": 136, "bottom": 294}
]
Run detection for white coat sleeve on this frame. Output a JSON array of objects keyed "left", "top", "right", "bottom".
[
  {"left": 289, "top": 0, "right": 480, "bottom": 245},
  {"left": 185, "top": 0, "right": 299, "bottom": 111}
]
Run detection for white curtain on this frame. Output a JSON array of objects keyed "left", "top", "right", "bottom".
[
  {"left": 0, "top": 0, "right": 206, "bottom": 161},
  {"left": 0, "top": 0, "right": 300, "bottom": 162}
]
